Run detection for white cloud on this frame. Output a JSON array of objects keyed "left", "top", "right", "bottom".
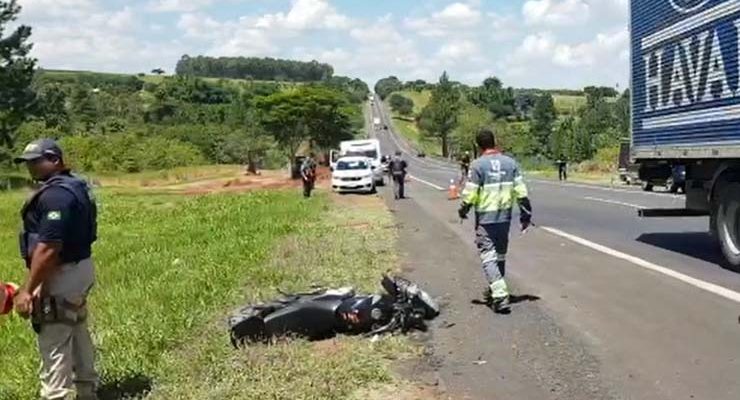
[
  {"left": 209, "top": 28, "right": 274, "bottom": 57},
  {"left": 18, "top": 0, "right": 96, "bottom": 18},
  {"left": 503, "top": 28, "right": 629, "bottom": 87},
  {"left": 350, "top": 17, "right": 403, "bottom": 44},
  {"left": 404, "top": 2, "right": 481, "bottom": 37},
  {"left": 178, "top": 13, "right": 225, "bottom": 39},
  {"left": 437, "top": 39, "right": 479, "bottom": 59},
  {"left": 255, "top": 0, "right": 351, "bottom": 30},
  {"left": 552, "top": 28, "right": 629, "bottom": 67},
  {"left": 435, "top": 2, "right": 481, "bottom": 26},
  {"left": 489, "top": 13, "right": 521, "bottom": 42},
  {"left": 102, "top": 7, "right": 136, "bottom": 32},
  {"left": 148, "top": 0, "right": 214, "bottom": 13},
  {"left": 522, "top": 0, "right": 590, "bottom": 26}
]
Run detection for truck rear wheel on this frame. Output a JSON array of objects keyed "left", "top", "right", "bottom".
[{"left": 716, "top": 182, "right": 740, "bottom": 272}]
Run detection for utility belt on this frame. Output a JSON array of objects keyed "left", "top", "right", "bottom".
[{"left": 32, "top": 295, "right": 88, "bottom": 326}]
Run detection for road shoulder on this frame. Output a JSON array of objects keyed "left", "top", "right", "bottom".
[{"left": 383, "top": 188, "right": 617, "bottom": 400}]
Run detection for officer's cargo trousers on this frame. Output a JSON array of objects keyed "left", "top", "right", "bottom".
[
  {"left": 392, "top": 174, "right": 405, "bottom": 199},
  {"left": 37, "top": 258, "right": 98, "bottom": 400},
  {"left": 475, "top": 223, "right": 510, "bottom": 300}
]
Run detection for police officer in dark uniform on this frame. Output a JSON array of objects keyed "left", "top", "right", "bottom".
[
  {"left": 388, "top": 151, "right": 408, "bottom": 199},
  {"left": 12, "top": 139, "right": 99, "bottom": 400}
]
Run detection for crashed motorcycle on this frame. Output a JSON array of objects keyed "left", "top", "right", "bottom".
[{"left": 229, "top": 274, "right": 439, "bottom": 347}]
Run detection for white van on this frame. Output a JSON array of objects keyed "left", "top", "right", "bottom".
[{"left": 331, "top": 139, "right": 384, "bottom": 186}]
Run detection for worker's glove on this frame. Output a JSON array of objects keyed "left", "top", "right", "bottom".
[
  {"left": 458, "top": 203, "right": 472, "bottom": 220},
  {"left": 519, "top": 198, "right": 533, "bottom": 232}
]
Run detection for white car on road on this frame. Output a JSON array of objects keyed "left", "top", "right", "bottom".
[{"left": 331, "top": 157, "right": 376, "bottom": 194}]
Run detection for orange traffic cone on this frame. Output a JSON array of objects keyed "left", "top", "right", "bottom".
[{"left": 448, "top": 179, "right": 459, "bottom": 200}]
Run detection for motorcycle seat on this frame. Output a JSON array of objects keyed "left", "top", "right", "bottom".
[{"left": 312, "top": 287, "right": 355, "bottom": 301}]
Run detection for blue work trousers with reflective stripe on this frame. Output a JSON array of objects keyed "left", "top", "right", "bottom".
[{"left": 475, "top": 222, "right": 510, "bottom": 298}]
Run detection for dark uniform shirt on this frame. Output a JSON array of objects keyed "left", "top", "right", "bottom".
[{"left": 23, "top": 176, "right": 94, "bottom": 263}]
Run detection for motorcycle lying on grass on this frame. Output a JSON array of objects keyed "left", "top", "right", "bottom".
[{"left": 229, "top": 274, "right": 439, "bottom": 347}]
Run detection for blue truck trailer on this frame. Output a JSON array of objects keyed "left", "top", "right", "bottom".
[{"left": 632, "top": 0, "right": 740, "bottom": 269}]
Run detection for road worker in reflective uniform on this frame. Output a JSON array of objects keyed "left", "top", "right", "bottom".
[{"left": 458, "top": 130, "right": 533, "bottom": 313}]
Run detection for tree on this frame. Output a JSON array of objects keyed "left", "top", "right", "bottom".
[
  {"left": 583, "top": 86, "right": 618, "bottom": 103},
  {"left": 374, "top": 76, "right": 403, "bottom": 100},
  {"left": 468, "top": 76, "right": 515, "bottom": 119},
  {"left": 70, "top": 86, "right": 99, "bottom": 131},
  {"left": 38, "top": 84, "right": 70, "bottom": 132},
  {"left": 0, "top": 0, "right": 36, "bottom": 164},
  {"left": 175, "top": 55, "right": 334, "bottom": 82},
  {"left": 615, "top": 89, "right": 631, "bottom": 137},
  {"left": 451, "top": 102, "right": 492, "bottom": 155},
  {"left": 256, "top": 86, "right": 353, "bottom": 166},
  {"left": 531, "top": 93, "right": 557, "bottom": 157},
  {"left": 419, "top": 72, "right": 460, "bottom": 157},
  {"left": 389, "top": 93, "right": 414, "bottom": 116},
  {"left": 549, "top": 116, "right": 576, "bottom": 161},
  {"left": 151, "top": 68, "right": 165, "bottom": 75}
]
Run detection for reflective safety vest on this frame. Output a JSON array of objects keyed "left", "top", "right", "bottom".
[{"left": 461, "top": 151, "right": 528, "bottom": 225}]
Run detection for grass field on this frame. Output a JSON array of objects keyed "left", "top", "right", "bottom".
[
  {"left": 0, "top": 180, "right": 414, "bottom": 399},
  {"left": 39, "top": 69, "right": 302, "bottom": 88},
  {"left": 394, "top": 90, "right": 431, "bottom": 115},
  {"left": 392, "top": 118, "right": 442, "bottom": 158},
  {"left": 552, "top": 94, "right": 586, "bottom": 115},
  {"left": 387, "top": 90, "right": 441, "bottom": 157}
]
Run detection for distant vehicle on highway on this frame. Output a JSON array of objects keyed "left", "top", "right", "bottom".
[
  {"left": 330, "top": 139, "right": 384, "bottom": 186},
  {"left": 619, "top": 139, "right": 685, "bottom": 193},
  {"left": 331, "top": 157, "right": 376, "bottom": 194},
  {"left": 373, "top": 117, "right": 381, "bottom": 127},
  {"left": 631, "top": 0, "right": 740, "bottom": 270}
]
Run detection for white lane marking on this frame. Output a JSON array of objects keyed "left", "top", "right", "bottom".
[
  {"left": 541, "top": 226, "right": 740, "bottom": 304},
  {"left": 408, "top": 175, "right": 446, "bottom": 191},
  {"left": 530, "top": 179, "right": 681, "bottom": 199},
  {"left": 583, "top": 196, "right": 645, "bottom": 209}
]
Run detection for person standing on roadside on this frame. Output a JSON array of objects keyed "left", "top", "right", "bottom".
[
  {"left": 300, "top": 153, "right": 318, "bottom": 198},
  {"left": 556, "top": 159, "right": 568, "bottom": 181},
  {"left": 388, "top": 151, "right": 408, "bottom": 200},
  {"left": 458, "top": 130, "right": 533, "bottom": 313},
  {"left": 459, "top": 151, "right": 471, "bottom": 185},
  {"left": 13, "top": 139, "right": 99, "bottom": 400}
]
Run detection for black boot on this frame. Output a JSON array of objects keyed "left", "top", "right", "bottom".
[{"left": 492, "top": 296, "right": 511, "bottom": 314}]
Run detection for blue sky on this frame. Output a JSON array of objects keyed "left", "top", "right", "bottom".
[{"left": 16, "top": 0, "right": 630, "bottom": 89}]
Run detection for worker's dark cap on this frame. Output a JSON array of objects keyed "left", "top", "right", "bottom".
[{"left": 13, "top": 139, "right": 64, "bottom": 164}]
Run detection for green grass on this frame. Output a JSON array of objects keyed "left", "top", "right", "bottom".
[
  {"left": 394, "top": 90, "right": 431, "bottom": 114},
  {"left": 386, "top": 90, "right": 440, "bottom": 157},
  {"left": 553, "top": 94, "right": 586, "bottom": 115},
  {"left": 0, "top": 184, "right": 412, "bottom": 399},
  {"left": 148, "top": 194, "right": 414, "bottom": 399},
  {"left": 392, "top": 117, "right": 442, "bottom": 158}
]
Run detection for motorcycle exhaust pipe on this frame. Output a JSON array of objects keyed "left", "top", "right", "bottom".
[{"left": 1, "top": 282, "right": 18, "bottom": 315}]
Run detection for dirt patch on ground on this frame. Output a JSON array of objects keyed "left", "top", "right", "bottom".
[
  {"left": 353, "top": 383, "right": 450, "bottom": 400},
  {"left": 138, "top": 167, "right": 333, "bottom": 195},
  {"left": 330, "top": 191, "right": 384, "bottom": 207}
]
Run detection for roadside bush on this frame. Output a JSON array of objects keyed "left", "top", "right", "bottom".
[{"left": 60, "top": 134, "right": 205, "bottom": 173}]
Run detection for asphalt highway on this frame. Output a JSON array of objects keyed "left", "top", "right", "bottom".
[{"left": 369, "top": 98, "right": 740, "bottom": 400}]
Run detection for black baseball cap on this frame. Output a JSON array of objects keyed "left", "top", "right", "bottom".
[{"left": 13, "top": 139, "right": 64, "bottom": 164}]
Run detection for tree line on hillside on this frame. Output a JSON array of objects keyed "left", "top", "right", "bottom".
[
  {"left": 175, "top": 55, "right": 334, "bottom": 82},
  {"left": 383, "top": 72, "right": 629, "bottom": 169},
  {"left": 0, "top": 1, "right": 368, "bottom": 174}
]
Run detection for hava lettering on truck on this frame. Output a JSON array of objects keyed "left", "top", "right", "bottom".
[{"left": 633, "top": 0, "right": 740, "bottom": 154}]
